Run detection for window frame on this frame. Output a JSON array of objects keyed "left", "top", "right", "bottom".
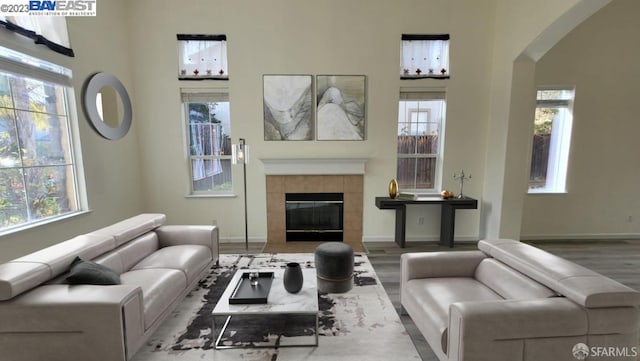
[
  {"left": 181, "top": 88, "right": 233, "bottom": 197},
  {"left": 396, "top": 89, "right": 446, "bottom": 194},
  {"left": 0, "top": 45, "right": 87, "bottom": 236},
  {"left": 527, "top": 87, "right": 575, "bottom": 194}
]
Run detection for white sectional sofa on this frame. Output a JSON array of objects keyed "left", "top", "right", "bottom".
[
  {"left": 401, "top": 239, "right": 640, "bottom": 361},
  {"left": 0, "top": 213, "right": 218, "bottom": 361}
]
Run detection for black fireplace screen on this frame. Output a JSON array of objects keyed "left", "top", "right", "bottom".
[{"left": 285, "top": 193, "right": 343, "bottom": 242}]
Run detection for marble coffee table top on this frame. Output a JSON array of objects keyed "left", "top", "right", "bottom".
[{"left": 212, "top": 268, "right": 318, "bottom": 315}]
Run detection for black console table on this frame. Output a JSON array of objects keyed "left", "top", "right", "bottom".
[{"left": 375, "top": 196, "right": 478, "bottom": 248}]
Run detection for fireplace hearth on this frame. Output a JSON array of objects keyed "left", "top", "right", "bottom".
[{"left": 285, "top": 193, "right": 344, "bottom": 242}]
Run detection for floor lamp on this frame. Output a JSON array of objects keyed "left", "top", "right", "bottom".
[{"left": 232, "top": 138, "right": 249, "bottom": 253}]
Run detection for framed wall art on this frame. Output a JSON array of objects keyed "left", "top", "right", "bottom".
[
  {"left": 263, "top": 75, "right": 313, "bottom": 141},
  {"left": 316, "top": 75, "right": 366, "bottom": 141}
]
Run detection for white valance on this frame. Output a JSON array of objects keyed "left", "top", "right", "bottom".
[
  {"left": 400, "top": 34, "right": 449, "bottom": 78},
  {"left": 0, "top": 16, "right": 73, "bottom": 57},
  {"left": 177, "top": 34, "right": 228, "bottom": 79}
]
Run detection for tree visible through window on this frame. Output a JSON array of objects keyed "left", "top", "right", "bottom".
[
  {"left": 0, "top": 48, "right": 80, "bottom": 231},
  {"left": 182, "top": 90, "right": 231, "bottom": 194},
  {"left": 397, "top": 90, "right": 446, "bottom": 192},
  {"left": 528, "top": 88, "right": 574, "bottom": 193}
]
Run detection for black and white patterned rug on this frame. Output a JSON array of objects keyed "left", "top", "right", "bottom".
[{"left": 132, "top": 253, "right": 420, "bottom": 361}]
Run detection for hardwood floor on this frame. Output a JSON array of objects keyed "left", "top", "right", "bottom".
[
  {"left": 523, "top": 239, "right": 640, "bottom": 290},
  {"left": 219, "top": 239, "right": 640, "bottom": 361}
]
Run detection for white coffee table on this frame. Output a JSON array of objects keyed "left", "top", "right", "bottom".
[{"left": 212, "top": 268, "right": 319, "bottom": 349}]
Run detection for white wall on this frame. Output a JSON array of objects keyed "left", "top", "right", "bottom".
[
  {"left": 521, "top": 0, "right": 640, "bottom": 239},
  {"left": 127, "top": 0, "right": 495, "bottom": 242},
  {"left": 129, "top": 0, "right": 613, "bottom": 243},
  {"left": 481, "top": 0, "right": 610, "bottom": 239},
  {"left": 0, "top": 0, "right": 145, "bottom": 262}
]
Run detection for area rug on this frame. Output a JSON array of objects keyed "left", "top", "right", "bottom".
[{"left": 131, "top": 253, "right": 421, "bottom": 361}]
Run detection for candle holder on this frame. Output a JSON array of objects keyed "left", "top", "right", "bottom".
[{"left": 453, "top": 170, "right": 471, "bottom": 199}]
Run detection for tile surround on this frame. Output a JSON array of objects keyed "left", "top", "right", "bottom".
[{"left": 266, "top": 175, "right": 364, "bottom": 251}]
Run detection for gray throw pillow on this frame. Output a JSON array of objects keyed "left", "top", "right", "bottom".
[{"left": 66, "top": 256, "right": 121, "bottom": 285}]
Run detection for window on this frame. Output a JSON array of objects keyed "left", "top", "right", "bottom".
[
  {"left": 528, "top": 88, "right": 574, "bottom": 193},
  {"left": 0, "top": 46, "right": 84, "bottom": 233},
  {"left": 400, "top": 34, "right": 450, "bottom": 79},
  {"left": 181, "top": 89, "right": 232, "bottom": 195},
  {"left": 177, "top": 34, "right": 228, "bottom": 80},
  {"left": 397, "top": 90, "right": 446, "bottom": 192}
]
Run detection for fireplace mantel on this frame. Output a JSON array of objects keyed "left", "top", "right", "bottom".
[{"left": 260, "top": 158, "right": 368, "bottom": 175}]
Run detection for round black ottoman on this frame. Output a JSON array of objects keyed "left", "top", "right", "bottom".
[{"left": 314, "top": 242, "right": 354, "bottom": 293}]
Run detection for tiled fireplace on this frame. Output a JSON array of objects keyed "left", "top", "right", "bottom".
[{"left": 262, "top": 158, "right": 366, "bottom": 251}]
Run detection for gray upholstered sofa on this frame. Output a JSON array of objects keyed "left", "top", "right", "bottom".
[
  {"left": 401, "top": 239, "right": 640, "bottom": 361},
  {"left": 0, "top": 213, "right": 218, "bottom": 361}
]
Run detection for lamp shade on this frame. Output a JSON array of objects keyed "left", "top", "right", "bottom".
[{"left": 232, "top": 138, "right": 249, "bottom": 164}]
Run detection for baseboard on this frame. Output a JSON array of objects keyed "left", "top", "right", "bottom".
[
  {"left": 520, "top": 233, "right": 640, "bottom": 241},
  {"left": 362, "top": 235, "right": 479, "bottom": 243},
  {"left": 220, "top": 236, "right": 267, "bottom": 243},
  {"left": 220, "top": 234, "right": 640, "bottom": 243},
  {"left": 361, "top": 236, "right": 395, "bottom": 243},
  {"left": 222, "top": 235, "right": 483, "bottom": 244}
]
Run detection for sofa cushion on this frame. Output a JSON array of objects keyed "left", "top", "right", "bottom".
[
  {"left": 0, "top": 233, "right": 116, "bottom": 300},
  {"left": 0, "top": 262, "right": 51, "bottom": 301},
  {"left": 474, "top": 258, "right": 556, "bottom": 299},
  {"left": 92, "top": 251, "right": 124, "bottom": 275},
  {"left": 11, "top": 233, "right": 115, "bottom": 278},
  {"left": 478, "top": 239, "right": 640, "bottom": 308},
  {"left": 114, "top": 232, "right": 160, "bottom": 272},
  {"left": 131, "top": 245, "right": 212, "bottom": 285},
  {"left": 403, "top": 277, "right": 502, "bottom": 354},
  {"left": 89, "top": 213, "right": 166, "bottom": 247},
  {"left": 120, "top": 268, "right": 186, "bottom": 329},
  {"left": 66, "top": 257, "right": 121, "bottom": 285}
]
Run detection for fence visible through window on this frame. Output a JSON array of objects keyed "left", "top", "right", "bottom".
[
  {"left": 397, "top": 135, "right": 438, "bottom": 190},
  {"left": 529, "top": 134, "right": 551, "bottom": 189}
]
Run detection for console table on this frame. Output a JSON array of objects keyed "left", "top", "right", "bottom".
[{"left": 375, "top": 196, "right": 478, "bottom": 248}]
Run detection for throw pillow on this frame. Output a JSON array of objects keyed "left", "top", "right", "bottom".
[{"left": 66, "top": 256, "right": 121, "bottom": 285}]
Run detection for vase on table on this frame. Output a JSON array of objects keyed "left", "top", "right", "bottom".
[
  {"left": 283, "top": 262, "right": 303, "bottom": 293},
  {"left": 388, "top": 179, "right": 399, "bottom": 199}
]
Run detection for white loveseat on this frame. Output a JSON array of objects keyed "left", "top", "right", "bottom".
[
  {"left": 401, "top": 239, "right": 640, "bottom": 361},
  {"left": 0, "top": 213, "right": 218, "bottom": 361}
]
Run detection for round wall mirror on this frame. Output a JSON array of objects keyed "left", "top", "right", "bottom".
[{"left": 83, "top": 72, "right": 132, "bottom": 140}]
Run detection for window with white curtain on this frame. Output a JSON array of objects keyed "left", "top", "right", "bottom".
[
  {"left": 397, "top": 89, "right": 447, "bottom": 192},
  {"left": 181, "top": 89, "right": 232, "bottom": 195},
  {"left": 0, "top": 16, "right": 74, "bottom": 57},
  {"left": 177, "top": 34, "right": 228, "bottom": 80},
  {"left": 400, "top": 34, "right": 449, "bottom": 79},
  {"left": 0, "top": 46, "right": 85, "bottom": 234}
]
